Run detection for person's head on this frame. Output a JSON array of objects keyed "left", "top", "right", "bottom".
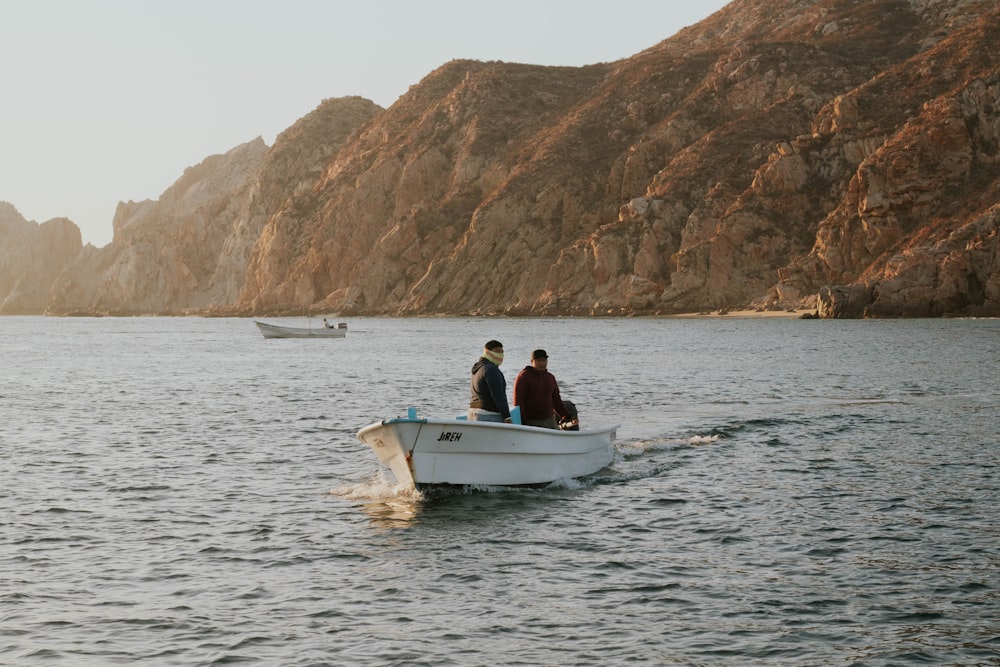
[
  {"left": 483, "top": 340, "right": 504, "bottom": 365},
  {"left": 531, "top": 349, "right": 548, "bottom": 370}
]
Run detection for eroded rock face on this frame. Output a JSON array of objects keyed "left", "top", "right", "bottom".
[
  {"left": 45, "top": 139, "right": 270, "bottom": 315},
  {"left": 4, "top": 1, "right": 998, "bottom": 318},
  {"left": 222, "top": 96, "right": 384, "bottom": 314},
  {"left": 42, "top": 97, "right": 382, "bottom": 315},
  {"left": 0, "top": 203, "right": 82, "bottom": 314},
  {"left": 778, "top": 17, "right": 1000, "bottom": 318},
  {"left": 234, "top": 0, "right": 999, "bottom": 318}
]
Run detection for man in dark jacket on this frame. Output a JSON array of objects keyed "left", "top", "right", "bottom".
[
  {"left": 513, "top": 349, "right": 568, "bottom": 429},
  {"left": 468, "top": 340, "right": 512, "bottom": 423}
]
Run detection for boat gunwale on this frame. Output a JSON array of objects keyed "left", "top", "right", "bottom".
[{"left": 374, "top": 416, "right": 620, "bottom": 435}]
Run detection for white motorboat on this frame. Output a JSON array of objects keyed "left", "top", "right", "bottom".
[
  {"left": 357, "top": 408, "right": 619, "bottom": 488},
  {"left": 254, "top": 320, "right": 347, "bottom": 339}
]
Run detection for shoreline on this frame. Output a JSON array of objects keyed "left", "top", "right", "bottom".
[{"left": 669, "top": 308, "right": 817, "bottom": 319}]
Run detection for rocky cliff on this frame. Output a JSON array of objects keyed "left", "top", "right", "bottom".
[
  {"left": 40, "top": 96, "right": 382, "bottom": 315},
  {"left": 3, "top": 0, "right": 998, "bottom": 318},
  {"left": 45, "top": 139, "right": 268, "bottom": 315},
  {"left": 0, "top": 203, "right": 82, "bottom": 314},
  {"left": 234, "top": 0, "right": 1000, "bottom": 317}
]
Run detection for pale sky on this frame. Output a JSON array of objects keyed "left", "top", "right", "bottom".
[{"left": 1, "top": 0, "right": 729, "bottom": 248}]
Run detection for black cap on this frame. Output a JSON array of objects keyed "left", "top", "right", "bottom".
[{"left": 531, "top": 349, "right": 548, "bottom": 360}]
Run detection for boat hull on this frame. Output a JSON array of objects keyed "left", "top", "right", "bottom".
[
  {"left": 254, "top": 321, "right": 346, "bottom": 339},
  {"left": 357, "top": 417, "right": 619, "bottom": 488}
]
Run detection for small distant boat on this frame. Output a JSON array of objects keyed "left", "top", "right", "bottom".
[
  {"left": 357, "top": 408, "right": 619, "bottom": 489},
  {"left": 254, "top": 320, "right": 347, "bottom": 339}
]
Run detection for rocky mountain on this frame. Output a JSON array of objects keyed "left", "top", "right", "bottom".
[
  {"left": 0, "top": 202, "right": 82, "bottom": 314},
  {"left": 3, "top": 0, "right": 998, "bottom": 318},
  {"left": 38, "top": 96, "right": 383, "bottom": 315},
  {"left": 44, "top": 139, "right": 269, "bottom": 315}
]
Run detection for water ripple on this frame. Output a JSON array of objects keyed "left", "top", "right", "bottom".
[{"left": 1, "top": 316, "right": 998, "bottom": 665}]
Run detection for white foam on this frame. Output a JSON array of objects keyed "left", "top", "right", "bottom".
[
  {"left": 546, "top": 477, "right": 586, "bottom": 490},
  {"left": 329, "top": 469, "right": 423, "bottom": 501},
  {"left": 615, "top": 433, "right": 720, "bottom": 457}
]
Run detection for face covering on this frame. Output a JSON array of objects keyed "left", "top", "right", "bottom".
[{"left": 483, "top": 348, "right": 504, "bottom": 366}]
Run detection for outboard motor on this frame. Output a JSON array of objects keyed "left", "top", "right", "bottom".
[{"left": 559, "top": 400, "right": 580, "bottom": 430}]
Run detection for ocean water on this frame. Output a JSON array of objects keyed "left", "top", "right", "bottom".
[{"left": 1, "top": 315, "right": 998, "bottom": 666}]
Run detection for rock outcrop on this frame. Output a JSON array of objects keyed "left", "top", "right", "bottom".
[
  {"left": 40, "top": 97, "right": 382, "bottom": 315},
  {"left": 233, "top": 0, "right": 1000, "bottom": 317},
  {"left": 777, "top": 6, "right": 1000, "bottom": 317},
  {"left": 45, "top": 139, "right": 269, "bottom": 315},
  {"left": 220, "top": 96, "right": 383, "bottom": 312},
  {"left": 0, "top": 203, "right": 83, "bottom": 314},
  {"left": 2, "top": 0, "right": 998, "bottom": 318}
]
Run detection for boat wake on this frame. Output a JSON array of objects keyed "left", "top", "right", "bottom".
[
  {"left": 615, "top": 433, "right": 719, "bottom": 459},
  {"left": 561, "top": 433, "right": 722, "bottom": 489}
]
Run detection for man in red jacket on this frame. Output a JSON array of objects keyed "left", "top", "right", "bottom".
[{"left": 513, "top": 349, "right": 569, "bottom": 429}]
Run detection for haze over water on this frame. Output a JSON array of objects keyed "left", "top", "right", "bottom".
[{"left": 2, "top": 316, "right": 998, "bottom": 665}]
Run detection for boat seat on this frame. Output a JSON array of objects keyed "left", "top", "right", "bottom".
[{"left": 454, "top": 407, "right": 520, "bottom": 423}]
